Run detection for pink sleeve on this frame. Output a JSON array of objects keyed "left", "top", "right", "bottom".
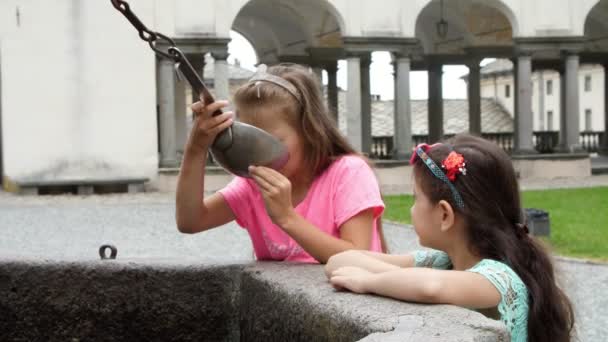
[
  {"left": 333, "top": 157, "right": 385, "bottom": 228},
  {"left": 218, "top": 176, "right": 251, "bottom": 229}
]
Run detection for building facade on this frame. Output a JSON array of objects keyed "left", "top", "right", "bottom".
[
  {"left": 1, "top": 0, "right": 607, "bottom": 189},
  {"left": 478, "top": 59, "right": 605, "bottom": 132}
]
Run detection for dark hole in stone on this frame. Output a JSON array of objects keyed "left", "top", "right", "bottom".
[
  {"left": 39, "top": 185, "right": 78, "bottom": 195},
  {"left": 94, "top": 184, "right": 128, "bottom": 194}
]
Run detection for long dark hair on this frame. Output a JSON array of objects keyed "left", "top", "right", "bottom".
[
  {"left": 412, "top": 134, "right": 574, "bottom": 342},
  {"left": 233, "top": 63, "right": 357, "bottom": 176}
]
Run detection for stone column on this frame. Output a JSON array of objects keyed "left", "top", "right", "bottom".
[
  {"left": 174, "top": 80, "right": 188, "bottom": 156},
  {"left": 558, "top": 52, "right": 583, "bottom": 152},
  {"left": 428, "top": 63, "right": 444, "bottom": 143},
  {"left": 211, "top": 49, "right": 230, "bottom": 101},
  {"left": 312, "top": 66, "right": 324, "bottom": 94},
  {"left": 513, "top": 54, "right": 536, "bottom": 154},
  {"left": 560, "top": 67, "right": 566, "bottom": 138},
  {"left": 601, "top": 63, "right": 608, "bottom": 155},
  {"left": 158, "top": 57, "right": 178, "bottom": 167},
  {"left": 326, "top": 62, "right": 339, "bottom": 122},
  {"left": 393, "top": 53, "right": 413, "bottom": 159},
  {"left": 189, "top": 54, "right": 206, "bottom": 104},
  {"left": 467, "top": 59, "right": 482, "bottom": 135},
  {"left": 346, "top": 55, "right": 362, "bottom": 151},
  {"left": 360, "top": 53, "right": 372, "bottom": 155},
  {"left": 538, "top": 71, "right": 545, "bottom": 130}
]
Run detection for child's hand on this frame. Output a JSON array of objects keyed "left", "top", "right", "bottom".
[
  {"left": 187, "top": 99, "right": 233, "bottom": 152},
  {"left": 325, "top": 250, "right": 366, "bottom": 278},
  {"left": 248, "top": 165, "right": 296, "bottom": 227},
  {"left": 329, "top": 266, "right": 374, "bottom": 294}
]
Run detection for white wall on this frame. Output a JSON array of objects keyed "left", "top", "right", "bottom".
[
  {"left": 0, "top": 0, "right": 158, "bottom": 184},
  {"left": 481, "top": 74, "right": 515, "bottom": 118},
  {"left": 0, "top": 0, "right": 605, "bottom": 188},
  {"left": 190, "top": 0, "right": 599, "bottom": 39},
  {"left": 579, "top": 65, "right": 605, "bottom": 131},
  {"left": 534, "top": 71, "right": 567, "bottom": 132}
]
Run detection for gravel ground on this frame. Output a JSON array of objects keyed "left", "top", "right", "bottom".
[{"left": 0, "top": 191, "right": 605, "bottom": 341}]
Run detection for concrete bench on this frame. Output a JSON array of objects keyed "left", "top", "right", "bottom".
[{"left": 16, "top": 178, "right": 148, "bottom": 195}]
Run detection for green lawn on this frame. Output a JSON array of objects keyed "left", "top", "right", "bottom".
[{"left": 383, "top": 187, "right": 608, "bottom": 261}]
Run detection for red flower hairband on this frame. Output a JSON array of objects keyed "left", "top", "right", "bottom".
[
  {"left": 441, "top": 151, "right": 467, "bottom": 181},
  {"left": 410, "top": 143, "right": 467, "bottom": 182}
]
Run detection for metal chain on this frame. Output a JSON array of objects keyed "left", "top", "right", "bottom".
[
  {"left": 110, "top": 0, "right": 219, "bottom": 114},
  {"left": 110, "top": 0, "right": 178, "bottom": 60}
]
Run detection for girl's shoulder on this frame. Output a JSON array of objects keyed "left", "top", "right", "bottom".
[
  {"left": 468, "top": 259, "right": 529, "bottom": 341},
  {"left": 221, "top": 175, "right": 259, "bottom": 198},
  {"left": 326, "top": 154, "right": 372, "bottom": 174},
  {"left": 468, "top": 259, "right": 527, "bottom": 292}
]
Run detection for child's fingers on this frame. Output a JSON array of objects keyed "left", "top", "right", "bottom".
[
  {"left": 190, "top": 101, "right": 205, "bottom": 113},
  {"left": 205, "top": 111, "right": 232, "bottom": 122},
  {"left": 251, "top": 166, "right": 290, "bottom": 193},
  {"left": 250, "top": 172, "right": 273, "bottom": 193},
  {"left": 210, "top": 117, "right": 233, "bottom": 135},
  {"left": 331, "top": 266, "right": 356, "bottom": 277},
  {"left": 191, "top": 100, "right": 229, "bottom": 118},
  {"left": 197, "top": 112, "right": 232, "bottom": 132},
  {"left": 330, "top": 276, "right": 349, "bottom": 289},
  {"left": 331, "top": 282, "right": 345, "bottom": 291},
  {"left": 253, "top": 166, "right": 284, "bottom": 183},
  {"left": 249, "top": 166, "right": 277, "bottom": 185}
]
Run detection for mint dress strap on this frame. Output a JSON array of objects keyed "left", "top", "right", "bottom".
[{"left": 468, "top": 259, "right": 529, "bottom": 342}]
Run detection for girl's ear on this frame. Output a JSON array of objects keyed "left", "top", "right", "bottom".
[{"left": 437, "top": 200, "right": 455, "bottom": 232}]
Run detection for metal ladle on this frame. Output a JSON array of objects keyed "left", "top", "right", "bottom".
[
  {"left": 171, "top": 48, "right": 289, "bottom": 177},
  {"left": 110, "top": 0, "right": 289, "bottom": 177}
]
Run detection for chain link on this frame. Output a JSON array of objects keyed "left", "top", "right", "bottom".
[
  {"left": 110, "top": 0, "right": 218, "bottom": 111},
  {"left": 110, "top": 0, "right": 177, "bottom": 60}
]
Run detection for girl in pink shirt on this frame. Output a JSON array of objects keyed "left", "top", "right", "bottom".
[{"left": 175, "top": 64, "right": 385, "bottom": 263}]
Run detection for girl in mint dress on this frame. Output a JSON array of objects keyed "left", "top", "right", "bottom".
[{"left": 325, "top": 135, "right": 574, "bottom": 342}]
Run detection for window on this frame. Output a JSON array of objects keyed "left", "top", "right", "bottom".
[
  {"left": 585, "top": 109, "right": 592, "bottom": 131},
  {"left": 505, "top": 84, "right": 511, "bottom": 98},
  {"left": 584, "top": 75, "right": 592, "bottom": 92},
  {"left": 547, "top": 111, "right": 554, "bottom": 131},
  {"left": 546, "top": 80, "right": 553, "bottom": 95}
]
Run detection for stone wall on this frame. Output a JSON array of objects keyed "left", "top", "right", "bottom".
[{"left": 0, "top": 258, "right": 508, "bottom": 341}]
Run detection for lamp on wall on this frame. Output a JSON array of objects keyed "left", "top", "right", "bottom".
[{"left": 436, "top": 0, "right": 448, "bottom": 38}]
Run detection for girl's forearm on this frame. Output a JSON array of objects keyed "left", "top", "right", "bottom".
[
  {"left": 279, "top": 212, "right": 365, "bottom": 264},
  {"left": 175, "top": 145, "right": 207, "bottom": 232},
  {"left": 325, "top": 251, "right": 401, "bottom": 277},
  {"left": 364, "top": 268, "right": 442, "bottom": 303},
  {"left": 359, "top": 251, "right": 415, "bottom": 268}
]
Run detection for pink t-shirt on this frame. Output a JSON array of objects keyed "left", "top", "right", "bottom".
[{"left": 218, "top": 155, "right": 385, "bottom": 263}]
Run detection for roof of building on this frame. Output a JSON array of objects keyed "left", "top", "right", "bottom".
[
  {"left": 337, "top": 93, "right": 513, "bottom": 136},
  {"left": 480, "top": 59, "right": 514, "bottom": 76},
  {"left": 203, "top": 58, "right": 514, "bottom": 136},
  {"left": 203, "top": 55, "right": 255, "bottom": 81},
  {"left": 460, "top": 59, "right": 514, "bottom": 81}
]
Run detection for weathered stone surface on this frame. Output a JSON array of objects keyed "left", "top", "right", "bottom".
[
  {"left": 0, "top": 259, "right": 509, "bottom": 341},
  {"left": 0, "top": 259, "right": 242, "bottom": 342},
  {"left": 240, "top": 263, "right": 509, "bottom": 342}
]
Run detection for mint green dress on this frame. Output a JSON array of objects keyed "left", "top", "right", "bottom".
[{"left": 414, "top": 249, "right": 529, "bottom": 342}]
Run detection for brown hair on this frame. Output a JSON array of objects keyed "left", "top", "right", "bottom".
[
  {"left": 412, "top": 134, "right": 574, "bottom": 342},
  {"left": 234, "top": 63, "right": 388, "bottom": 252},
  {"left": 233, "top": 63, "right": 358, "bottom": 176}
]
